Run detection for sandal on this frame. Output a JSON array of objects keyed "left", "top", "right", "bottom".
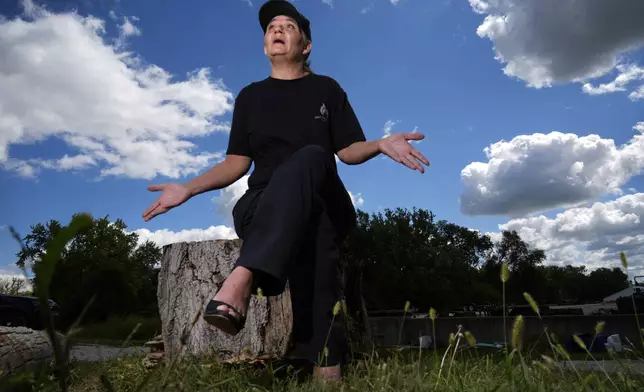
[{"left": 203, "top": 300, "right": 247, "bottom": 336}]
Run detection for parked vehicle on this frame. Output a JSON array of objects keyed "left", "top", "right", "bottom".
[
  {"left": 616, "top": 276, "right": 644, "bottom": 314},
  {"left": 0, "top": 293, "right": 60, "bottom": 330}
]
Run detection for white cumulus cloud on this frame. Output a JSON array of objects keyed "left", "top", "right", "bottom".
[
  {"left": 469, "top": 0, "right": 644, "bottom": 98},
  {"left": 132, "top": 225, "right": 238, "bottom": 248},
  {"left": 0, "top": 0, "right": 234, "bottom": 180},
  {"left": 114, "top": 15, "right": 141, "bottom": 49},
  {"left": 460, "top": 123, "right": 644, "bottom": 217},
  {"left": 349, "top": 191, "right": 364, "bottom": 208},
  {"left": 212, "top": 175, "right": 250, "bottom": 223},
  {"left": 493, "top": 193, "right": 644, "bottom": 274},
  {"left": 581, "top": 64, "right": 644, "bottom": 100},
  {"left": 382, "top": 119, "right": 400, "bottom": 138},
  {"left": 382, "top": 119, "right": 421, "bottom": 143}
]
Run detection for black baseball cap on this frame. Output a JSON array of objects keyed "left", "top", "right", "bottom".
[{"left": 259, "top": 0, "right": 312, "bottom": 41}]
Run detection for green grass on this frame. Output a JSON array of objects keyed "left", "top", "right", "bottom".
[
  {"left": 4, "top": 344, "right": 644, "bottom": 391},
  {"left": 62, "top": 348, "right": 644, "bottom": 391}
]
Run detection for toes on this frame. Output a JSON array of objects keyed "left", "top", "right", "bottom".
[
  {"left": 216, "top": 304, "right": 240, "bottom": 318},
  {"left": 217, "top": 305, "right": 229, "bottom": 313}
]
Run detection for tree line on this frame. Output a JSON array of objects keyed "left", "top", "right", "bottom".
[
  {"left": 8, "top": 208, "right": 629, "bottom": 328},
  {"left": 12, "top": 215, "right": 160, "bottom": 329},
  {"left": 342, "top": 208, "right": 629, "bottom": 313}
]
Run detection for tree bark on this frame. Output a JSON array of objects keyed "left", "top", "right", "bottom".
[
  {"left": 157, "top": 239, "right": 293, "bottom": 363},
  {"left": 158, "top": 239, "right": 370, "bottom": 364},
  {"left": 0, "top": 326, "right": 62, "bottom": 377}
]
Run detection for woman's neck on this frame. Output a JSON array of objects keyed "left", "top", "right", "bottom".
[{"left": 270, "top": 61, "right": 308, "bottom": 80}]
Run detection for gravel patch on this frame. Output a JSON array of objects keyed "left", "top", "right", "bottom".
[{"left": 70, "top": 344, "right": 149, "bottom": 362}]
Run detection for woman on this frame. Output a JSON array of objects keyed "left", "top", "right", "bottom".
[{"left": 142, "top": 0, "right": 429, "bottom": 381}]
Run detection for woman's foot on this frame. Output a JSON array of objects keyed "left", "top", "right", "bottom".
[
  {"left": 204, "top": 267, "right": 253, "bottom": 334},
  {"left": 313, "top": 364, "right": 342, "bottom": 381},
  {"left": 215, "top": 266, "right": 253, "bottom": 315}
]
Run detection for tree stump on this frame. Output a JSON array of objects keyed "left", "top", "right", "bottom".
[
  {"left": 157, "top": 239, "right": 371, "bottom": 364},
  {"left": 157, "top": 239, "right": 293, "bottom": 363},
  {"left": 0, "top": 326, "right": 63, "bottom": 377}
]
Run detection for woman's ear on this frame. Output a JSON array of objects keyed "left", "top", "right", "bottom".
[{"left": 303, "top": 40, "right": 312, "bottom": 56}]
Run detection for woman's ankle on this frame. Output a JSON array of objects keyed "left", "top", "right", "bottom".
[{"left": 313, "top": 364, "right": 341, "bottom": 381}]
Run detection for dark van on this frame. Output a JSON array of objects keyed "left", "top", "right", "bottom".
[{"left": 0, "top": 294, "right": 59, "bottom": 330}]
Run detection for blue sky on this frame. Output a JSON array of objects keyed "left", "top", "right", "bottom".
[{"left": 1, "top": 0, "right": 644, "bottom": 282}]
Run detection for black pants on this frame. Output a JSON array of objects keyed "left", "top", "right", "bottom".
[{"left": 232, "top": 145, "right": 356, "bottom": 366}]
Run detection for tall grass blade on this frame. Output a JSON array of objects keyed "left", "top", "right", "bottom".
[
  {"left": 501, "top": 263, "right": 509, "bottom": 352},
  {"left": 573, "top": 333, "right": 620, "bottom": 390},
  {"left": 9, "top": 214, "right": 92, "bottom": 392},
  {"left": 512, "top": 315, "right": 523, "bottom": 351},
  {"left": 523, "top": 292, "right": 539, "bottom": 317}
]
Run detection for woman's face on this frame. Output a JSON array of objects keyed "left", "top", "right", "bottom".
[{"left": 264, "top": 15, "right": 311, "bottom": 62}]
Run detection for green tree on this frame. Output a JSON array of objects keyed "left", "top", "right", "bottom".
[
  {"left": 345, "top": 209, "right": 630, "bottom": 314},
  {"left": 540, "top": 265, "right": 588, "bottom": 304},
  {"left": 480, "top": 230, "right": 547, "bottom": 304},
  {"left": 586, "top": 267, "right": 629, "bottom": 302},
  {"left": 344, "top": 208, "right": 493, "bottom": 313},
  {"left": 16, "top": 214, "right": 160, "bottom": 328},
  {"left": 0, "top": 276, "right": 29, "bottom": 295}
]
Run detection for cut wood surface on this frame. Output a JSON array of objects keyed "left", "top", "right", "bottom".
[
  {"left": 0, "top": 326, "right": 63, "bottom": 377},
  {"left": 157, "top": 239, "right": 293, "bottom": 362}
]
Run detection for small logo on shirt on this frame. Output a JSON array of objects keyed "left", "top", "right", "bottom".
[{"left": 314, "top": 103, "right": 328, "bottom": 122}]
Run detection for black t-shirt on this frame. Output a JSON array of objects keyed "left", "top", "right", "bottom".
[{"left": 226, "top": 73, "right": 366, "bottom": 189}]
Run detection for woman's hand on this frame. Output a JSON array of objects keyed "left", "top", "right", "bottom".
[
  {"left": 378, "top": 132, "right": 430, "bottom": 173},
  {"left": 142, "top": 183, "right": 192, "bottom": 222}
]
